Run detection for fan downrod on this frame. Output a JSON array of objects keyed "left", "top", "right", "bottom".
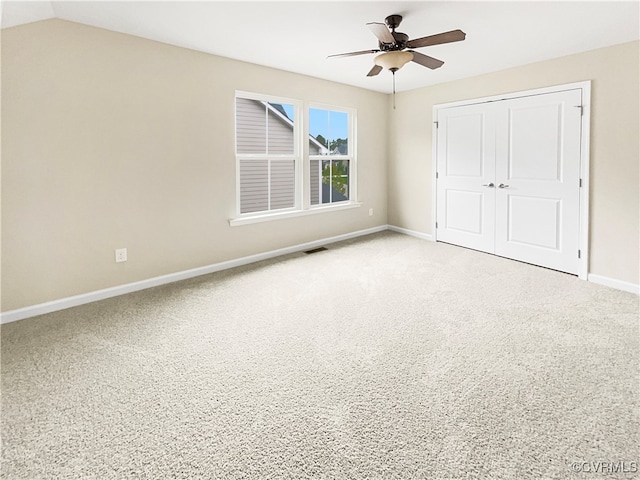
[{"left": 385, "top": 15, "right": 403, "bottom": 31}]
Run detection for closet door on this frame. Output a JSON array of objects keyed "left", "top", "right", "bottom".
[
  {"left": 436, "top": 103, "right": 496, "bottom": 253},
  {"left": 494, "top": 90, "right": 582, "bottom": 274}
]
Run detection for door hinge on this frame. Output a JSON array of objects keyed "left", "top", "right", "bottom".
[
  {"left": 574, "top": 105, "right": 583, "bottom": 116},
  {"left": 436, "top": 172, "right": 439, "bottom": 179},
  {"left": 579, "top": 178, "right": 583, "bottom": 188},
  {"left": 435, "top": 222, "right": 438, "bottom": 229},
  {"left": 578, "top": 249, "right": 581, "bottom": 259}
]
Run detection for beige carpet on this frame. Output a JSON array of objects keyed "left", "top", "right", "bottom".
[{"left": 2, "top": 231, "right": 638, "bottom": 479}]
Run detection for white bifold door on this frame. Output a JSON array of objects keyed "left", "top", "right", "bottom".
[{"left": 436, "top": 89, "right": 583, "bottom": 274}]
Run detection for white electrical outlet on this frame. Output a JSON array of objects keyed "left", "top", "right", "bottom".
[
  {"left": 369, "top": 208, "right": 374, "bottom": 216},
  {"left": 115, "top": 248, "right": 127, "bottom": 263}
]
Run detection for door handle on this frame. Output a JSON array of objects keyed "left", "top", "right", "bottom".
[
  {"left": 482, "top": 183, "right": 495, "bottom": 188},
  {"left": 498, "top": 183, "right": 510, "bottom": 188}
]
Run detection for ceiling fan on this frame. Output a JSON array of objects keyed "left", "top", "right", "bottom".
[{"left": 328, "top": 14, "right": 466, "bottom": 96}]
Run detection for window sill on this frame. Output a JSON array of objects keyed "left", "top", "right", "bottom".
[{"left": 229, "top": 202, "right": 362, "bottom": 226}]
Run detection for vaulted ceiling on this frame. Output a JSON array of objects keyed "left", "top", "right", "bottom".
[{"left": 2, "top": 1, "right": 639, "bottom": 93}]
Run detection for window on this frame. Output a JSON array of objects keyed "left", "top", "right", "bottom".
[
  {"left": 309, "top": 107, "right": 353, "bottom": 205},
  {"left": 234, "top": 92, "right": 357, "bottom": 222},
  {"left": 235, "top": 94, "right": 300, "bottom": 215}
]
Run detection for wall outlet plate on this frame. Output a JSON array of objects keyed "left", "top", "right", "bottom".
[{"left": 115, "top": 248, "right": 127, "bottom": 263}]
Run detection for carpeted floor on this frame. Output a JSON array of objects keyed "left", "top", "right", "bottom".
[{"left": 1, "top": 231, "right": 638, "bottom": 479}]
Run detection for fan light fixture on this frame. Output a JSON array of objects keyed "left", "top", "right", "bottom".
[
  {"left": 374, "top": 51, "right": 414, "bottom": 109},
  {"left": 374, "top": 51, "right": 414, "bottom": 72}
]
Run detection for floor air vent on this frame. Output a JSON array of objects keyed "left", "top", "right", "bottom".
[{"left": 305, "top": 247, "right": 327, "bottom": 254}]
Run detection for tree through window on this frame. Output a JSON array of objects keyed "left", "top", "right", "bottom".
[{"left": 309, "top": 107, "right": 352, "bottom": 205}]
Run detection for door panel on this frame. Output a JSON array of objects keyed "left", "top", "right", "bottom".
[
  {"left": 507, "top": 195, "right": 560, "bottom": 250},
  {"left": 509, "top": 103, "right": 562, "bottom": 181},
  {"left": 445, "top": 190, "right": 484, "bottom": 234},
  {"left": 445, "top": 113, "right": 485, "bottom": 177},
  {"left": 436, "top": 104, "right": 496, "bottom": 253},
  {"left": 494, "top": 90, "right": 581, "bottom": 274}
]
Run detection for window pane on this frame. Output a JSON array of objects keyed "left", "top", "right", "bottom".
[
  {"left": 236, "top": 100, "right": 296, "bottom": 155},
  {"left": 270, "top": 160, "right": 295, "bottom": 210},
  {"left": 317, "top": 159, "right": 350, "bottom": 204},
  {"left": 310, "top": 159, "right": 321, "bottom": 205},
  {"left": 239, "top": 159, "right": 268, "bottom": 213},
  {"left": 309, "top": 108, "right": 329, "bottom": 151},
  {"left": 309, "top": 108, "right": 348, "bottom": 156},
  {"left": 331, "top": 160, "right": 349, "bottom": 201},
  {"left": 236, "top": 98, "right": 266, "bottom": 154},
  {"left": 321, "top": 159, "right": 331, "bottom": 204},
  {"left": 329, "top": 111, "right": 349, "bottom": 155},
  {"left": 267, "top": 103, "right": 294, "bottom": 154}
]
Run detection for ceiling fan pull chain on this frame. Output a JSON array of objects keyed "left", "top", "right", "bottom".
[{"left": 393, "top": 71, "right": 396, "bottom": 110}]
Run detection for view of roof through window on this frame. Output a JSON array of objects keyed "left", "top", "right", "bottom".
[{"left": 268, "top": 103, "right": 348, "bottom": 150}]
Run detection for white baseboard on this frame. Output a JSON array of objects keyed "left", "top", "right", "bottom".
[
  {"left": 387, "top": 225, "right": 434, "bottom": 241},
  {"left": 4, "top": 225, "right": 636, "bottom": 324},
  {"left": 0, "top": 225, "right": 387, "bottom": 324},
  {"left": 388, "top": 226, "right": 639, "bottom": 296},
  {"left": 587, "top": 274, "right": 640, "bottom": 295}
]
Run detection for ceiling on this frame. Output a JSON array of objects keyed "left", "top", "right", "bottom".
[{"left": 2, "top": 1, "right": 639, "bottom": 93}]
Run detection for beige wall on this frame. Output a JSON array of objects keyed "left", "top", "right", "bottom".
[
  {"left": 2, "top": 19, "right": 638, "bottom": 313},
  {"left": 1, "top": 19, "right": 388, "bottom": 311},
  {"left": 388, "top": 41, "right": 640, "bottom": 285}
]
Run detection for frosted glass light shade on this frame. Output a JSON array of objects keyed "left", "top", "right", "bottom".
[{"left": 374, "top": 51, "right": 414, "bottom": 71}]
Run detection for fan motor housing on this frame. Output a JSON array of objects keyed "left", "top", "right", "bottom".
[{"left": 379, "top": 31, "right": 408, "bottom": 51}]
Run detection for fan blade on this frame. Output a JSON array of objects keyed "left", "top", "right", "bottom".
[
  {"left": 366, "top": 22, "right": 395, "bottom": 44},
  {"left": 327, "top": 49, "right": 379, "bottom": 59},
  {"left": 367, "top": 65, "right": 383, "bottom": 77},
  {"left": 406, "top": 29, "right": 466, "bottom": 49},
  {"left": 410, "top": 51, "right": 444, "bottom": 69}
]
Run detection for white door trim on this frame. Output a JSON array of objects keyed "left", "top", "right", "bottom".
[{"left": 432, "top": 81, "right": 591, "bottom": 280}]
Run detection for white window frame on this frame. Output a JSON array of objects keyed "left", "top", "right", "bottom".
[
  {"left": 308, "top": 103, "right": 357, "bottom": 209},
  {"left": 230, "top": 93, "right": 359, "bottom": 226},
  {"left": 234, "top": 91, "right": 303, "bottom": 218}
]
